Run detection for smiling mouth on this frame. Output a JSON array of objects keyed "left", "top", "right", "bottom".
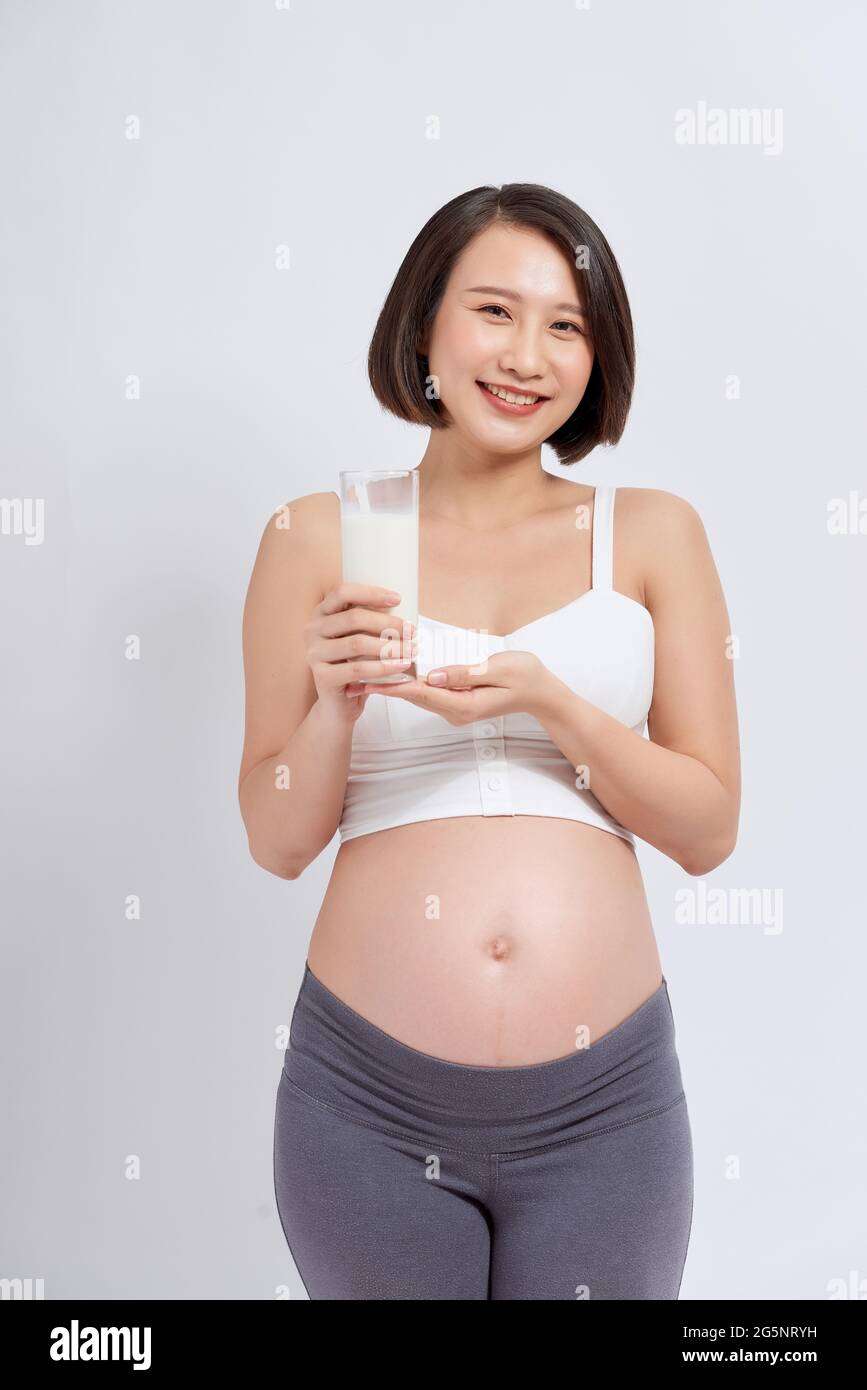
[
  {"left": 477, "top": 380, "right": 549, "bottom": 405},
  {"left": 476, "top": 380, "right": 550, "bottom": 413}
]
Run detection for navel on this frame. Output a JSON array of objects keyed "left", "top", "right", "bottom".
[{"left": 484, "top": 933, "right": 513, "bottom": 963}]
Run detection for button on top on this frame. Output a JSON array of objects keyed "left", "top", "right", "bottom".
[{"left": 479, "top": 721, "right": 498, "bottom": 737}]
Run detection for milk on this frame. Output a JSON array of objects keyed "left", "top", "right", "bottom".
[
  {"left": 341, "top": 510, "right": 418, "bottom": 619},
  {"left": 341, "top": 511, "right": 419, "bottom": 681}
]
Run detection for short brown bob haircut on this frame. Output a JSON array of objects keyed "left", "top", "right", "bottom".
[{"left": 367, "top": 183, "right": 635, "bottom": 466}]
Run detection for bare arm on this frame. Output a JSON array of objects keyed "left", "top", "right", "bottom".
[
  {"left": 531, "top": 489, "right": 741, "bottom": 875},
  {"left": 237, "top": 493, "right": 415, "bottom": 879},
  {"left": 237, "top": 495, "right": 351, "bottom": 878}
]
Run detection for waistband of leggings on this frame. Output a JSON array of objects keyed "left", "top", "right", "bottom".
[{"left": 282, "top": 963, "right": 685, "bottom": 1155}]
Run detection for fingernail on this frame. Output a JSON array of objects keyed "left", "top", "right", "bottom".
[{"left": 427, "top": 670, "right": 447, "bottom": 685}]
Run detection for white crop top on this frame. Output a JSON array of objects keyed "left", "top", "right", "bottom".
[{"left": 337, "top": 485, "right": 655, "bottom": 848}]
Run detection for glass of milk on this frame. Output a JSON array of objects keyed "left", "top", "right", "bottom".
[{"left": 339, "top": 469, "right": 419, "bottom": 684}]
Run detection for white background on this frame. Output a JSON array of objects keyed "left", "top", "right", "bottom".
[{"left": 1, "top": 0, "right": 865, "bottom": 1299}]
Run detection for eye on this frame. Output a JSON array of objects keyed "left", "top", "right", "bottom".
[{"left": 478, "top": 306, "right": 584, "bottom": 335}]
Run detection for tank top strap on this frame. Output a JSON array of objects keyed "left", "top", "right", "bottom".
[{"left": 591, "top": 484, "right": 616, "bottom": 591}]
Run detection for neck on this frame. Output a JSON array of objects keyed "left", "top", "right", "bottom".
[{"left": 415, "top": 432, "right": 556, "bottom": 531}]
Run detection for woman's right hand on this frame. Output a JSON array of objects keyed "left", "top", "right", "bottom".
[{"left": 304, "top": 583, "right": 417, "bottom": 726}]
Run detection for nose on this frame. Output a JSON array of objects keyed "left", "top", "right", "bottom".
[{"left": 497, "top": 321, "right": 548, "bottom": 382}]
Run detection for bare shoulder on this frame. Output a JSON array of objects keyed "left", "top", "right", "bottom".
[
  {"left": 248, "top": 489, "right": 341, "bottom": 592},
  {"left": 614, "top": 487, "right": 716, "bottom": 604},
  {"left": 614, "top": 485, "right": 708, "bottom": 537},
  {"left": 257, "top": 488, "right": 339, "bottom": 547}
]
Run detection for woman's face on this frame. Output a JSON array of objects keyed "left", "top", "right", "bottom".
[{"left": 422, "top": 223, "right": 595, "bottom": 450}]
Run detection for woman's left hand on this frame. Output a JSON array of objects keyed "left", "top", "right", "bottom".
[{"left": 350, "top": 650, "right": 557, "bottom": 726}]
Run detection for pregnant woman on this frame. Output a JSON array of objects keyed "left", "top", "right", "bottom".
[{"left": 238, "top": 183, "right": 741, "bottom": 1300}]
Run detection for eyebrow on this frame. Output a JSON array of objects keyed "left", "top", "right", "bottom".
[{"left": 464, "top": 285, "right": 588, "bottom": 318}]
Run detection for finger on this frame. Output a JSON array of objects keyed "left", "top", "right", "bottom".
[
  {"left": 320, "top": 608, "right": 417, "bottom": 641},
  {"left": 424, "top": 663, "right": 493, "bottom": 688},
  {"left": 344, "top": 657, "right": 416, "bottom": 683},
  {"left": 311, "top": 632, "right": 417, "bottom": 664},
  {"left": 359, "top": 680, "right": 476, "bottom": 708},
  {"left": 359, "top": 676, "right": 423, "bottom": 694},
  {"left": 320, "top": 584, "right": 403, "bottom": 617},
  {"left": 316, "top": 657, "right": 415, "bottom": 696}
]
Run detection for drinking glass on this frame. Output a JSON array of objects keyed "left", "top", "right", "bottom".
[{"left": 339, "top": 469, "right": 419, "bottom": 684}]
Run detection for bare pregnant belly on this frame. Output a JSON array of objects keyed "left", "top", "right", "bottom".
[{"left": 306, "top": 816, "right": 663, "bottom": 1066}]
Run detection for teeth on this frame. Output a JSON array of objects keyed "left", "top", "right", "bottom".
[{"left": 482, "top": 382, "right": 541, "bottom": 406}]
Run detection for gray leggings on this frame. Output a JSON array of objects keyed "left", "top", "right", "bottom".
[{"left": 274, "top": 963, "right": 694, "bottom": 1300}]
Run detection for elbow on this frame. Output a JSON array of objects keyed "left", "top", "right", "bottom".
[
  {"left": 244, "top": 828, "right": 334, "bottom": 880},
  {"left": 238, "top": 802, "right": 312, "bottom": 880},
  {"left": 272, "top": 858, "right": 304, "bottom": 881},
  {"left": 679, "top": 828, "right": 738, "bottom": 877},
  {"left": 245, "top": 835, "right": 306, "bottom": 881},
  {"left": 256, "top": 850, "right": 303, "bottom": 880},
  {"left": 237, "top": 795, "right": 337, "bottom": 881}
]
